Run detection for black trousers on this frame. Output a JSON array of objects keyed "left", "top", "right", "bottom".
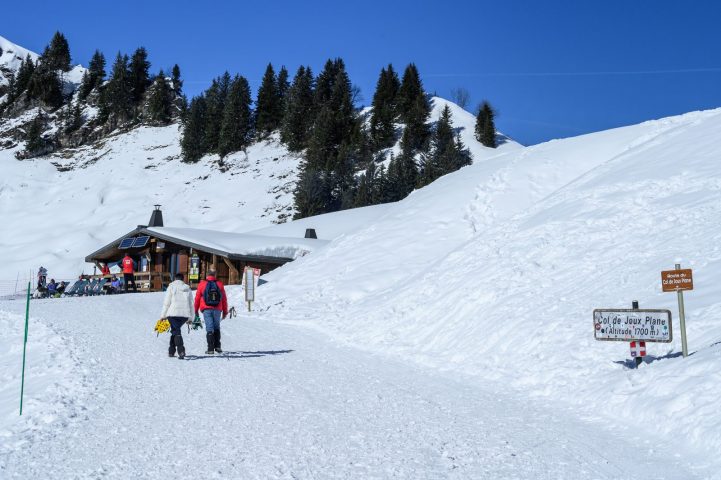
[
  {"left": 167, "top": 316, "right": 188, "bottom": 336},
  {"left": 123, "top": 273, "right": 137, "bottom": 292}
]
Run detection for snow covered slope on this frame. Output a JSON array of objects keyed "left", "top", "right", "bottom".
[
  {"left": 0, "top": 127, "right": 302, "bottom": 280},
  {"left": 259, "top": 107, "right": 721, "bottom": 462},
  {"left": 0, "top": 96, "right": 514, "bottom": 282}
]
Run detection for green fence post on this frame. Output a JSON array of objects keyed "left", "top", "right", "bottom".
[{"left": 20, "top": 282, "right": 30, "bottom": 416}]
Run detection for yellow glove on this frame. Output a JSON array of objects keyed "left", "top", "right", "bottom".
[{"left": 154, "top": 318, "right": 170, "bottom": 335}]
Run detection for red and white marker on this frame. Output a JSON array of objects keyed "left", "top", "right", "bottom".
[{"left": 630, "top": 341, "right": 647, "bottom": 358}]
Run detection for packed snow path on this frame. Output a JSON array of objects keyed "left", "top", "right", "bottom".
[{"left": 0, "top": 294, "right": 709, "bottom": 479}]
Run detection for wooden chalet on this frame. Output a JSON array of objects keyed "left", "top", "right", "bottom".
[{"left": 85, "top": 206, "right": 326, "bottom": 291}]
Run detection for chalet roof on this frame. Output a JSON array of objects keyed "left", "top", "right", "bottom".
[{"left": 85, "top": 226, "right": 328, "bottom": 264}]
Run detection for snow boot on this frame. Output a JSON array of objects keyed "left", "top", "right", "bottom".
[
  {"left": 205, "top": 332, "right": 215, "bottom": 355},
  {"left": 174, "top": 335, "right": 186, "bottom": 360},
  {"left": 214, "top": 330, "right": 222, "bottom": 353},
  {"left": 168, "top": 335, "right": 176, "bottom": 357}
]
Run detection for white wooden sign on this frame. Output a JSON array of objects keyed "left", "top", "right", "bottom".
[
  {"left": 243, "top": 267, "right": 260, "bottom": 302},
  {"left": 593, "top": 309, "right": 672, "bottom": 343},
  {"left": 244, "top": 268, "right": 255, "bottom": 302}
]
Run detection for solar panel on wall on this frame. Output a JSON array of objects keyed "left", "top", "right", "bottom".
[
  {"left": 132, "top": 236, "right": 150, "bottom": 248},
  {"left": 119, "top": 238, "right": 135, "bottom": 249}
]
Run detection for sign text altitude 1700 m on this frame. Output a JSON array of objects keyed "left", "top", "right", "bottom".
[{"left": 593, "top": 309, "right": 673, "bottom": 343}]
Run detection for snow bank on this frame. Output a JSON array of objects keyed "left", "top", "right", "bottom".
[
  {"left": 260, "top": 107, "right": 721, "bottom": 460},
  {"left": 0, "top": 305, "right": 80, "bottom": 461}
]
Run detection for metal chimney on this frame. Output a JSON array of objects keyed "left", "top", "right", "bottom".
[
  {"left": 149, "top": 205, "right": 164, "bottom": 227},
  {"left": 304, "top": 228, "right": 317, "bottom": 239}
]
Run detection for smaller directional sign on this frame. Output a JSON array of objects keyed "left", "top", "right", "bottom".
[
  {"left": 661, "top": 269, "right": 693, "bottom": 292},
  {"left": 593, "top": 309, "right": 672, "bottom": 343}
]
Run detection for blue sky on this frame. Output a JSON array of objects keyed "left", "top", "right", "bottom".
[{"left": 4, "top": 0, "right": 720, "bottom": 145}]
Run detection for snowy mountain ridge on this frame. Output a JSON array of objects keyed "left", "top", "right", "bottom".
[
  {"left": 0, "top": 34, "right": 39, "bottom": 88},
  {"left": 0, "top": 34, "right": 84, "bottom": 102}
]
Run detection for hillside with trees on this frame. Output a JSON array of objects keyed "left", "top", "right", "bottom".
[{"left": 1, "top": 32, "right": 509, "bottom": 221}]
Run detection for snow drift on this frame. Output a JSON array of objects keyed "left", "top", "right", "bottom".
[{"left": 259, "top": 107, "right": 721, "bottom": 459}]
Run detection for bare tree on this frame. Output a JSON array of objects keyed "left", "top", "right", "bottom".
[
  {"left": 351, "top": 84, "right": 364, "bottom": 106},
  {"left": 450, "top": 87, "right": 470, "bottom": 109}
]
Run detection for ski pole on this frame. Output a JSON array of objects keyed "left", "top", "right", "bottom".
[{"left": 20, "top": 282, "right": 30, "bottom": 415}]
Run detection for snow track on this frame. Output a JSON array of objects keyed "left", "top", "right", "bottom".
[{"left": 0, "top": 294, "right": 709, "bottom": 479}]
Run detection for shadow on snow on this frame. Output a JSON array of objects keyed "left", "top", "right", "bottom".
[
  {"left": 182, "top": 349, "right": 294, "bottom": 361},
  {"left": 614, "top": 350, "right": 688, "bottom": 369}
]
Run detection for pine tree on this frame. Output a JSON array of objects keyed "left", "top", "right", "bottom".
[
  {"left": 385, "top": 149, "right": 418, "bottom": 202},
  {"left": 100, "top": 53, "right": 133, "bottom": 124},
  {"left": 373, "top": 164, "right": 388, "bottom": 204},
  {"left": 255, "top": 63, "right": 282, "bottom": 136},
  {"left": 277, "top": 65, "right": 289, "bottom": 111},
  {"left": 11, "top": 55, "right": 35, "bottom": 100},
  {"left": 79, "top": 71, "right": 91, "bottom": 99},
  {"left": 45, "top": 31, "right": 71, "bottom": 72},
  {"left": 26, "top": 61, "right": 63, "bottom": 109},
  {"left": 171, "top": 64, "right": 183, "bottom": 96},
  {"left": 354, "top": 162, "right": 390, "bottom": 207},
  {"left": 292, "top": 58, "right": 365, "bottom": 217},
  {"left": 397, "top": 63, "right": 423, "bottom": 121},
  {"left": 80, "top": 50, "right": 106, "bottom": 99},
  {"left": 202, "top": 72, "right": 231, "bottom": 153},
  {"left": 314, "top": 59, "right": 341, "bottom": 106},
  {"left": 420, "top": 105, "right": 471, "bottom": 186},
  {"left": 369, "top": 64, "right": 400, "bottom": 150},
  {"left": 180, "top": 96, "right": 207, "bottom": 162},
  {"left": 293, "top": 166, "right": 328, "bottom": 219},
  {"left": 129, "top": 47, "right": 151, "bottom": 104},
  {"left": 23, "top": 112, "right": 48, "bottom": 156},
  {"left": 218, "top": 75, "right": 252, "bottom": 157},
  {"left": 475, "top": 101, "right": 497, "bottom": 148},
  {"left": 397, "top": 148, "right": 419, "bottom": 198},
  {"left": 433, "top": 105, "right": 455, "bottom": 159},
  {"left": 354, "top": 162, "right": 376, "bottom": 207},
  {"left": 64, "top": 103, "right": 83, "bottom": 134},
  {"left": 280, "top": 65, "right": 315, "bottom": 151},
  {"left": 147, "top": 70, "right": 173, "bottom": 124},
  {"left": 453, "top": 134, "right": 473, "bottom": 170},
  {"left": 306, "top": 59, "right": 355, "bottom": 172},
  {"left": 397, "top": 63, "right": 431, "bottom": 153}
]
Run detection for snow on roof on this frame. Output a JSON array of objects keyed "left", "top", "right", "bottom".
[{"left": 146, "top": 227, "right": 328, "bottom": 260}]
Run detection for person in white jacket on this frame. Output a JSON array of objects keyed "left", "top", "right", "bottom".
[{"left": 160, "top": 273, "right": 195, "bottom": 359}]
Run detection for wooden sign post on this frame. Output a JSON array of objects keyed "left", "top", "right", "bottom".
[{"left": 661, "top": 265, "right": 692, "bottom": 358}]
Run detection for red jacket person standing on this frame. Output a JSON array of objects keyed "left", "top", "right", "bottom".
[
  {"left": 121, "top": 254, "right": 137, "bottom": 293},
  {"left": 194, "top": 268, "right": 228, "bottom": 354}
]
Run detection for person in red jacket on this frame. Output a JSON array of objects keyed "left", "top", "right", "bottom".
[
  {"left": 194, "top": 267, "right": 228, "bottom": 354},
  {"left": 121, "top": 254, "right": 137, "bottom": 293}
]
